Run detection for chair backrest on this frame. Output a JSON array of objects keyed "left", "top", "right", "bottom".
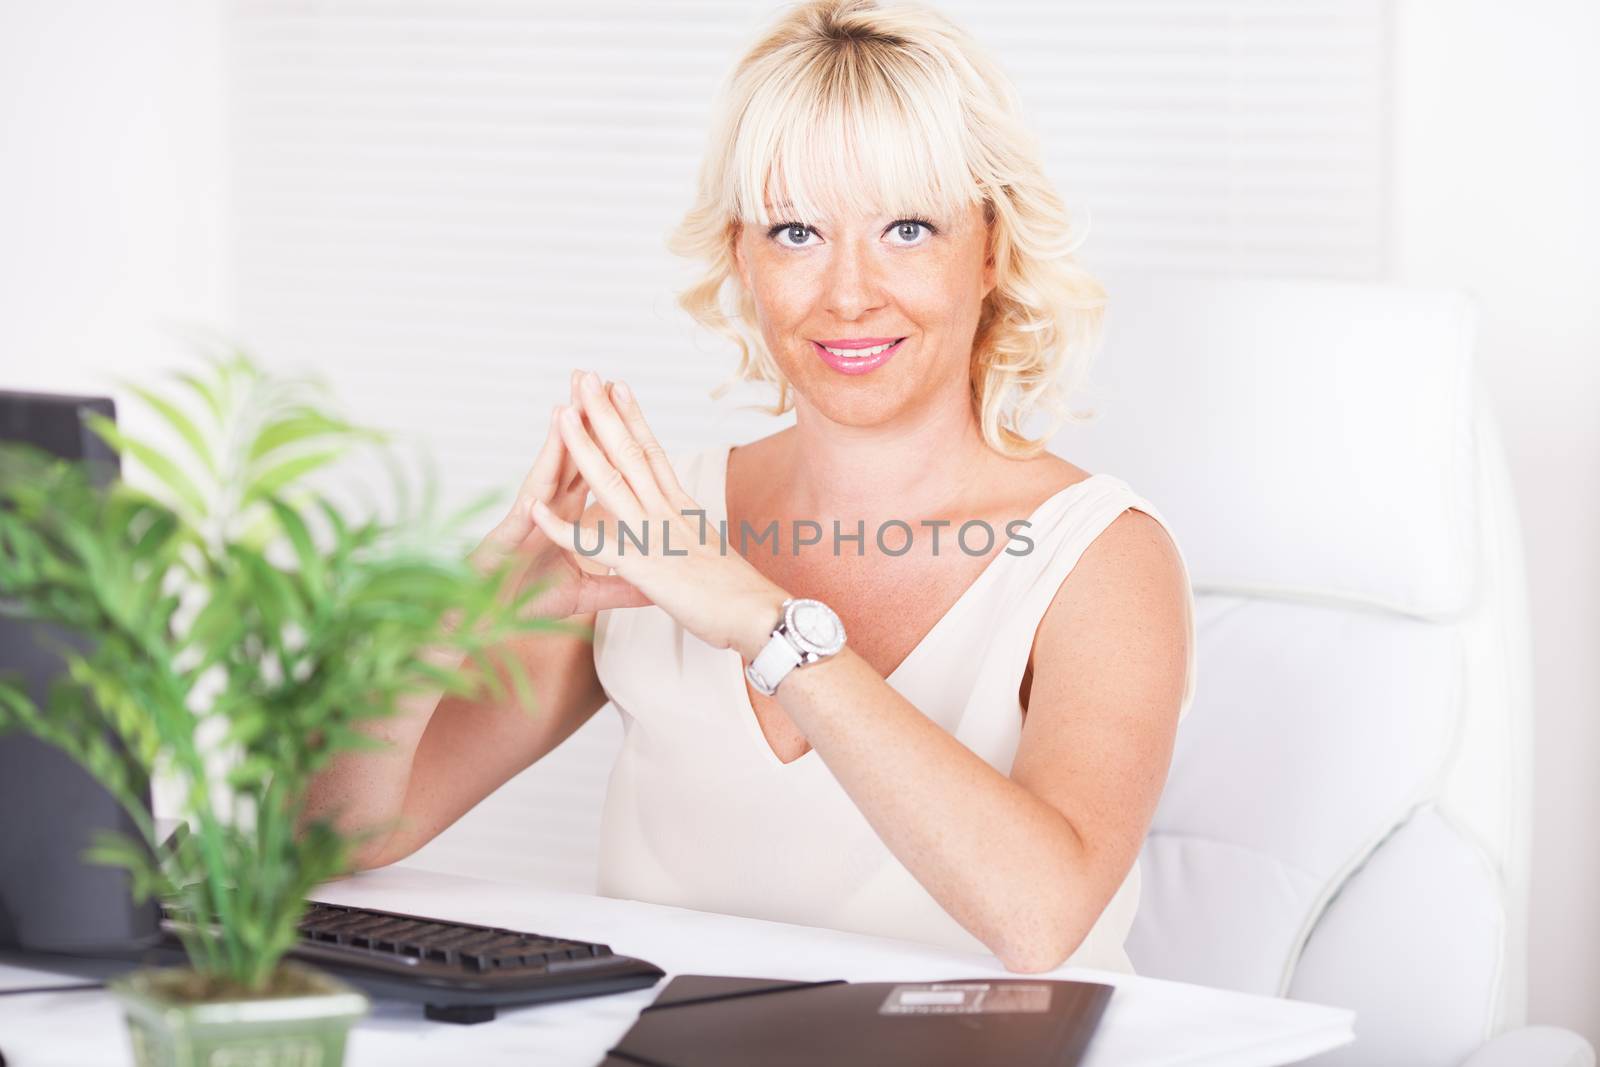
[
  {"left": 1066, "top": 272, "right": 1531, "bottom": 1066},
  {"left": 405, "top": 270, "right": 1533, "bottom": 1066}
]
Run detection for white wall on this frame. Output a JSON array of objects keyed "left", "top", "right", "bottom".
[
  {"left": 0, "top": 0, "right": 231, "bottom": 391},
  {"left": 2, "top": 0, "right": 1595, "bottom": 1049},
  {"left": 1391, "top": 0, "right": 1600, "bottom": 1047},
  {"left": 218, "top": 0, "right": 1398, "bottom": 901},
  {"left": 0, "top": 0, "right": 231, "bottom": 820}
]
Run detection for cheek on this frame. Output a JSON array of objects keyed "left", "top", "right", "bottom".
[
  {"left": 898, "top": 260, "right": 977, "bottom": 327},
  {"left": 749, "top": 269, "right": 822, "bottom": 335}
]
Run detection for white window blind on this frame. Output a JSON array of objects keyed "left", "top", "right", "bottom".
[
  {"left": 230, "top": 0, "right": 1390, "bottom": 475},
  {"left": 226, "top": 0, "right": 1390, "bottom": 890}
]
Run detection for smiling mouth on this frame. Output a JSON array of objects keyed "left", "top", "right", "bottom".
[{"left": 815, "top": 338, "right": 906, "bottom": 359}]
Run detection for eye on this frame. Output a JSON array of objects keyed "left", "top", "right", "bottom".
[
  {"left": 886, "top": 217, "right": 937, "bottom": 246},
  {"left": 763, "top": 216, "right": 939, "bottom": 249},
  {"left": 767, "top": 221, "right": 819, "bottom": 248}
]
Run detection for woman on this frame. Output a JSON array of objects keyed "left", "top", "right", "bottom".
[{"left": 303, "top": 0, "right": 1195, "bottom": 975}]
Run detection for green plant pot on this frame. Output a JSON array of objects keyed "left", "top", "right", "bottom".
[{"left": 109, "top": 961, "right": 369, "bottom": 1067}]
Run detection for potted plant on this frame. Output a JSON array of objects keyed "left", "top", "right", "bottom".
[{"left": 0, "top": 351, "right": 563, "bottom": 1066}]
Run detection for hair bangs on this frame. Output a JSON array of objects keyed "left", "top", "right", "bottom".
[{"left": 732, "top": 42, "right": 977, "bottom": 231}]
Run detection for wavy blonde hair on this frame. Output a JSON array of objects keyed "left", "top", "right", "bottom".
[{"left": 667, "top": 0, "right": 1106, "bottom": 458}]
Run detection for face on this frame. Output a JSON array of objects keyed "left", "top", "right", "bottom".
[{"left": 732, "top": 197, "right": 997, "bottom": 429}]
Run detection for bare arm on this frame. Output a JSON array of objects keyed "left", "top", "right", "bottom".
[
  {"left": 300, "top": 512, "right": 618, "bottom": 873},
  {"left": 300, "top": 382, "right": 646, "bottom": 871},
  {"left": 743, "top": 508, "right": 1193, "bottom": 972},
  {"left": 344, "top": 604, "right": 610, "bottom": 871}
]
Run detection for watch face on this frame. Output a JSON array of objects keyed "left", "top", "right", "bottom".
[{"left": 786, "top": 598, "right": 846, "bottom": 656}]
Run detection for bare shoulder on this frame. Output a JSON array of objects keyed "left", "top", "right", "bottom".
[
  {"left": 725, "top": 429, "right": 793, "bottom": 511},
  {"left": 1042, "top": 503, "right": 1190, "bottom": 657},
  {"left": 1075, "top": 506, "right": 1188, "bottom": 590},
  {"left": 1024, "top": 502, "right": 1192, "bottom": 718},
  {"left": 1031, "top": 451, "right": 1094, "bottom": 485},
  {"left": 1005, "top": 451, "right": 1096, "bottom": 505},
  {"left": 1008, "top": 501, "right": 1192, "bottom": 911}
]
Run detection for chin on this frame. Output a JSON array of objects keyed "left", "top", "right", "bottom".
[{"left": 791, "top": 381, "right": 907, "bottom": 428}]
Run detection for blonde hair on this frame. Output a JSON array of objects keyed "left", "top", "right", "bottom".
[{"left": 667, "top": 0, "right": 1106, "bottom": 458}]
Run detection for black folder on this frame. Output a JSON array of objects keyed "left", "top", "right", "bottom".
[{"left": 598, "top": 973, "right": 1114, "bottom": 1066}]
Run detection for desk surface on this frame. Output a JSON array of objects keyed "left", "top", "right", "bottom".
[{"left": 0, "top": 864, "right": 1353, "bottom": 1066}]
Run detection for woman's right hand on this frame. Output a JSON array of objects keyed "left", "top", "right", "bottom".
[{"left": 468, "top": 378, "right": 654, "bottom": 620}]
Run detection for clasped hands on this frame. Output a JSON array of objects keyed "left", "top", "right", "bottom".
[{"left": 468, "top": 369, "right": 788, "bottom": 662}]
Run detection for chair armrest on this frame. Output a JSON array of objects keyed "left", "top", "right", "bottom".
[{"left": 1460, "top": 1026, "right": 1596, "bottom": 1067}]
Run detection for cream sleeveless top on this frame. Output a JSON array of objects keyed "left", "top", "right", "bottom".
[{"left": 592, "top": 443, "right": 1197, "bottom": 973}]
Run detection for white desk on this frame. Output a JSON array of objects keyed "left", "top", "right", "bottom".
[{"left": 0, "top": 865, "right": 1353, "bottom": 1066}]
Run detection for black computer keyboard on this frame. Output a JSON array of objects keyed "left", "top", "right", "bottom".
[{"left": 158, "top": 900, "right": 665, "bottom": 1024}]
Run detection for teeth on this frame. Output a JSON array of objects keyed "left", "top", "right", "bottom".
[{"left": 823, "top": 340, "right": 897, "bottom": 358}]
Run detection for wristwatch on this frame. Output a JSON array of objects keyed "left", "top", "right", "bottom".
[{"left": 745, "top": 597, "right": 847, "bottom": 696}]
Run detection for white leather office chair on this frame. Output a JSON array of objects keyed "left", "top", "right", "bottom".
[
  {"left": 1066, "top": 273, "right": 1593, "bottom": 1067},
  {"left": 407, "top": 272, "right": 1593, "bottom": 1066}
]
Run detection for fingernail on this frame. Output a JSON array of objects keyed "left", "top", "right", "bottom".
[
  {"left": 614, "top": 380, "right": 632, "bottom": 403},
  {"left": 563, "top": 406, "right": 581, "bottom": 425},
  {"left": 582, "top": 370, "right": 601, "bottom": 392}
]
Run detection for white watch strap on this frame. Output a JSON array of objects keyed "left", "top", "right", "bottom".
[{"left": 747, "top": 630, "right": 803, "bottom": 695}]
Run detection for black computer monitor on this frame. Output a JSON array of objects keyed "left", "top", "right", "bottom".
[{"left": 0, "top": 388, "right": 160, "bottom": 954}]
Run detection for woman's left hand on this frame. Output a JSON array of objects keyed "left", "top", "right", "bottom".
[{"left": 528, "top": 370, "right": 789, "bottom": 660}]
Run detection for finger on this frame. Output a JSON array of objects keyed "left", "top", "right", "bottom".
[
  {"left": 530, "top": 496, "right": 619, "bottom": 569},
  {"left": 534, "top": 373, "right": 589, "bottom": 506},
  {"left": 509, "top": 402, "right": 588, "bottom": 526},
  {"left": 576, "top": 371, "right": 670, "bottom": 514},
  {"left": 513, "top": 403, "right": 568, "bottom": 504},
  {"left": 557, "top": 402, "right": 644, "bottom": 523},
  {"left": 562, "top": 368, "right": 623, "bottom": 516},
  {"left": 607, "top": 379, "right": 694, "bottom": 512},
  {"left": 547, "top": 417, "right": 589, "bottom": 518},
  {"left": 553, "top": 453, "right": 585, "bottom": 510},
  {"left": 472, "top": 406, "right": 564, "bottom": 567},
  {"left": 572, "top": 573, "right": 655, "bottom": 614},
  {"left": 570, "top": 368, "right": 594, "bottom": 423},
  {"left": 566, "top": 369, "right": 597, "bottom": 485}
]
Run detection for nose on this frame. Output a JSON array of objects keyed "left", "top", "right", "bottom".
[{"left": 820, "top": 234, "right": 888, "bottom": 322}]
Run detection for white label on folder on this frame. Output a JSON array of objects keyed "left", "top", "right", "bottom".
[{"left": 879, "top": 982, "right": 1053, "bottom": 1015}]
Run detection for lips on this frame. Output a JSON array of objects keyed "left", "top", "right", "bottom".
[
  {"left": 813, "top": 337, "right": 904, "bottom": 349},
  {"left": 811, "top": 337, "right": 907, "bottom": 376}
]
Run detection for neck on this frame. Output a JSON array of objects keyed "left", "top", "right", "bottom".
[{"left": 773, "top": 393, "right": 997, "bottom": 526}]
